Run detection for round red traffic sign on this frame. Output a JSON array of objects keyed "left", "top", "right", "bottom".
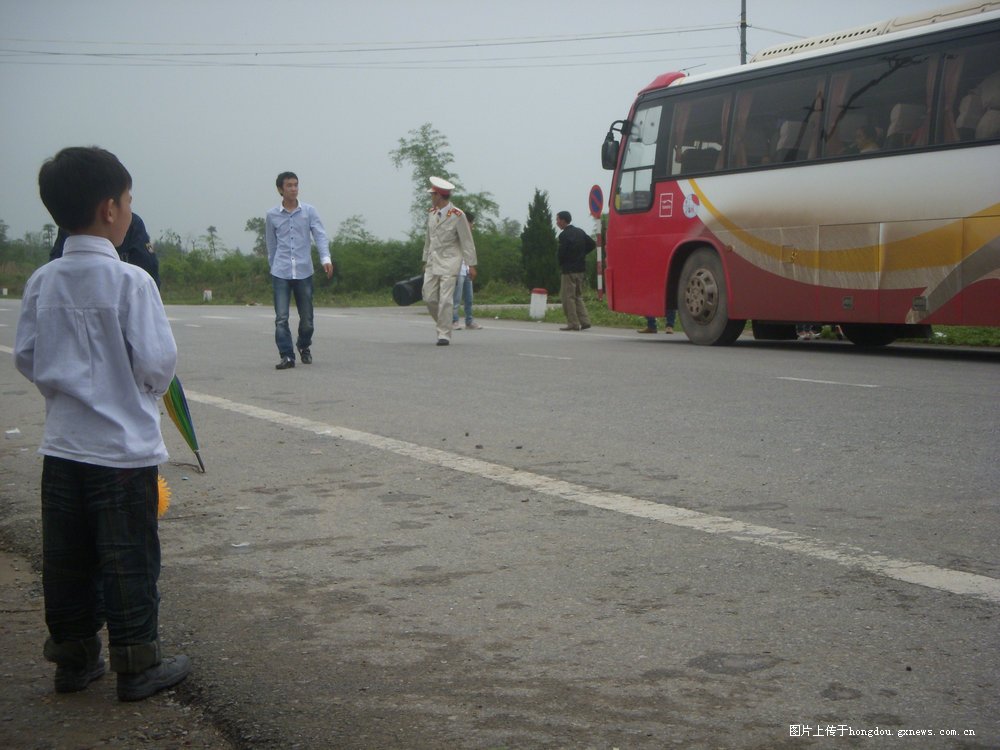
[{"left": 589, "top": 185, "right": 604, "bottom": 219}]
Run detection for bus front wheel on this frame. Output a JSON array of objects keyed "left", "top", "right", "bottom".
[{"left": 678, "top": 249, "right": 746, "bottom": 346}]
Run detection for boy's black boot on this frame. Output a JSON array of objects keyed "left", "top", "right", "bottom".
[
  {"left": 117, "top": 654, "right": 191, "bottom": 702},
  {"left": 44, "top": 635, "right": 106, "bottom": 693}
]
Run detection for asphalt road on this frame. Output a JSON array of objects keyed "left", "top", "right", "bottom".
[{"left": 1, "top": 302, "right": 998, "bottom": 749}]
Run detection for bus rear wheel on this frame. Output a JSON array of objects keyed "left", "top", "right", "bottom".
[{"left": 678, "top": 248, "right": 746, "bottom": 345}]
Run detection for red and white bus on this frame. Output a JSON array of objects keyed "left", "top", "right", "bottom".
[{"left": 601, "top": 1, "right": 1000, "bottom": 345}]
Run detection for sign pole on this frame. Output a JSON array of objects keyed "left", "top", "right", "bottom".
[
  {"left": 595, "top": 219, "right": 604, "bottom": 301},
  {"left": 588, "top": 185, "right": 605, "bottom": 301}
]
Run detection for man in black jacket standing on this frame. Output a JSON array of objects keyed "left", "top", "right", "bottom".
[
  {"left": 555, "top": 210, "right": 595, "bottom": 331},
  {"left": 51, "top": 213, "right": 159, "bottom": 287}
]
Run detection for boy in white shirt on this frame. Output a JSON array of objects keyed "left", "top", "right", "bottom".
[{"left": 15, "top": 146, "right": 190, "bottom": 701}]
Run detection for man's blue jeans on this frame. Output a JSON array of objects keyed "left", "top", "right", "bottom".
[
  {"left": 272, "top": 274, "right": 314, "bottom": 360},
  {"left": 41, "top": 457, "right": 162, "bottom": 673},
  {"left": 452, "top": 274, "right": 474, "bottom": 324}
]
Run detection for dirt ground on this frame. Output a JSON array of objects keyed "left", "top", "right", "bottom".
[{"left": 0, "top": 547, "right": 234, "bottom": 750}]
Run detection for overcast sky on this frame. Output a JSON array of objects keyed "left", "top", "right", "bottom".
[{"left": 1, "top": 0, "right": 937, "bottom": 251}]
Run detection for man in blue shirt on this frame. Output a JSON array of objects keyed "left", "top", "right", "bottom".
[{"left": 265, "top": 172, "right": 333, "bottom": 370}]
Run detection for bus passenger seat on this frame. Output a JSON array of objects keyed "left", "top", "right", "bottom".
[
  {"left": 773, "top": 120, "right": 803, "bottom": 161},
  {"left": 955, "top": 91, "right": 983, "bottom": 141},
  {"left": 974, "top": 72, "right": 1000, "bottom": 140},
  {"left": 885, "top": 103, "right": 924, "bottom": 148},
  {"left": 679, "top": 146, "right": 721, "bottom": 174}
]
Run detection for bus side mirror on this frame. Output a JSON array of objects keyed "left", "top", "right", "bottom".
[{"left": 602, "top": 133, "right": 619, "bottom": 170}]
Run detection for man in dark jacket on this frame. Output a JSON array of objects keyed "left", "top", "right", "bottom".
[
  {"left": 555, "top": 210, "right": 595, "bottom": 331},
  {"left": 51, "top": 213, "right": 159, "bottom": 287}
]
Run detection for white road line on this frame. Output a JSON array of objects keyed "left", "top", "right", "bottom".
[
  {"left": 518, "top": 353, "right": 572, "bottom": 361},
  {"left": 499, "top": 325, "right": 626, "bottom": 339},
  {"left": 778, "top": 376, "right": 879, "bottom": 388},
  {"left": 0, "top": 344, "right": 11, "bottom": 354},
  {"left": 201, "top": 315, "right": 238, "bottom": 320},
  {"left": 186, "top": 390, "right": 1000, "bottom": 605}
]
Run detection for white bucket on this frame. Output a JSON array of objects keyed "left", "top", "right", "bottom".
[
  {"left": 529, "top": 288, "right": 548, "bottom": 319},
  {"left": 203, "top": 290, "right": 213, "bottom": 302}
]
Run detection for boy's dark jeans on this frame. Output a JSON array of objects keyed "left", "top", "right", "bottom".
[{"left": 41, "top": 457, "right": 162, "bottom": 673}]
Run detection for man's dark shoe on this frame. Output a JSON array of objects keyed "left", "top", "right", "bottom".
[
  {"left": 581, "top": 324, "right": 592, "bottom": 330},
  {"left": 55, "top": 657, "right": 106, "bottom": 693},
  {"left": 436, "top": 338, "right": 450, "bottom": 346},
  {"left": 560, "top": 326, "right": 581, "bottom": 331},
  {"left": 275, "top": 356, "right": 295, "bottom": 370},
  {"left": 117, "top": 655, "right": 191, "bottom": 702},
  {"left": 299, "top": 348, "right": 312, "bottom": 364}
]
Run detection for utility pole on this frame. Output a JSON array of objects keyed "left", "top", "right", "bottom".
[{"left": 740, "top": 0, "right": 748, "bottom": 64}]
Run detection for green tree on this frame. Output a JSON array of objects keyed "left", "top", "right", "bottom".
[
  {"left": 391, "top": 123, "right": 456, "bottom": 232},
  {"left": 453, "top": 193, "right": 500, "bottom": 234},
  {"left": 42, "top": 223, "right": 56, "bottom": 248},
  {"left": 520, "top": 189, "right": 559, "bottom": 293},
  {"left": 202, "top": 226, "right": 223, "bottom": 258},
  {"left": 499, "top": 218, "right": 522, "bottom": 238},
  {"left": 0, "top": 224, "right": 50, "bottom": 294},
  {"left": 334, "top": 215, "right": 376, "bottom": 244},
  {"left": 245, "top": 217, "right": 267, "bottom": 257},
  {"left": 473, "top": 231, "right": 522, "bottom": 287},
  {"left": 390, "top": 122, "right": 499, "bottom": 235},
  {"left": 155, "top": 229, "right": 183, "bottom": 258}
]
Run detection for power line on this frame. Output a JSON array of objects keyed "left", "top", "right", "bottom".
[
  {"left": 0, "top": 24, "right": 734, "bottom": 53},
  {"left": 0, "top": 41, "right": 739, "bottom": 70},
  {"left": 0, "top": 24, "right": 742, "bottom": 70}
]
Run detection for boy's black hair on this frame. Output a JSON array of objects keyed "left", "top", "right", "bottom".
[
  {"left": 556, "top": 210, "right": 572, "bottom": 223},
  {"left": 276, "top": 171, "right": 298, "bottom": 190},
  {"left": 38, "top": 147, "right": 132, "bottom": 232}
]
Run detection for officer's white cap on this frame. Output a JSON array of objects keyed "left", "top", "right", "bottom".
[{"left": 427, "top": 176, "right": 455, "bottom": 195}]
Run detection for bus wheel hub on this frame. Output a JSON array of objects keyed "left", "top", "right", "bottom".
[{"left": 685, "top": 269, "right": 719, "bottom": 322}]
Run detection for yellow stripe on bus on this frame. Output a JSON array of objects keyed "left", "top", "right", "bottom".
[{"left": 689, "top": 179, "right": 1000, "bottom": 274}]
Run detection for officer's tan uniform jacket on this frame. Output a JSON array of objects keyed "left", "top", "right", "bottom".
[{"left": 422, "top": 204, "right": 477, "bottom": 274}]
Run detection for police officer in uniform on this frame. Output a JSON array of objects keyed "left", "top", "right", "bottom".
[{"left": 422, "top": 177, "right": 477, "bottom": 346}]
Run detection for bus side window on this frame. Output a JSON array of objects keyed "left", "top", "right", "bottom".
[
  {"left": 667, "top": 94, "right": 728, "bottom": 176},
  {"left": 937, "top": 35, "right": 1000, "bottom": 144},
  {"left": 973, "top": 71, "right": 1000, "bottom": 140}
]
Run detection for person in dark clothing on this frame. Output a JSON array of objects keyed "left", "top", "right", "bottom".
[
  {"left": 555, "top": 210, "right": 596, "bottom": 331},
  {"left": 51, "top": 213, "right": 159, "bottom": 287}
]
